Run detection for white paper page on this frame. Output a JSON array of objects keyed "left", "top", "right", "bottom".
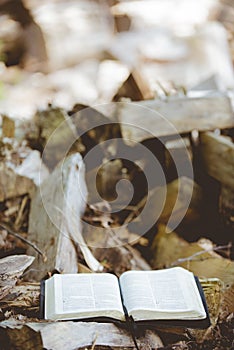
[
  {"left": 119, "top": 267, "right": 206, "bottom": 320},
  {"left": 45, "top": 273, "right": 125, "bottom": 320}
]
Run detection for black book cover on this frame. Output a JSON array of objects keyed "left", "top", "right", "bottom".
[{"left": 39, "top": 280, "right": 45, "bottom": 319}]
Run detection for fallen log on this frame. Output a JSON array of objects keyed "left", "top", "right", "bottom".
[{"left": 116, "top": 94, "right": 233, "bottom": 143}]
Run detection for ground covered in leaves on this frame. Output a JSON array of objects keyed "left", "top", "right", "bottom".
[{"left": 0, "top": 1, "right": 234, "bottom": 349}]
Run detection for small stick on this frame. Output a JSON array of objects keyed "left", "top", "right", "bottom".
[
  {"left": 0, "top": 223, "right": 47, "bottom": 261},
  {"left": 15, "top": 195, "right": 28, "bottom": 227},
  {"left": 90, "top": 333, "right": 98, "bottom": 350},
  {"left": 170, "top": 243, "right": 232, "bottom": 267}
]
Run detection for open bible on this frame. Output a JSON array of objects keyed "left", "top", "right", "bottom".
[{"left": 41, "top": 267, "right": 210, "bottom": 328}]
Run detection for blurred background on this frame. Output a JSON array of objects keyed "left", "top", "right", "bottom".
[{"left": 0, "top": 0, "right": 234, "bottom": 119}]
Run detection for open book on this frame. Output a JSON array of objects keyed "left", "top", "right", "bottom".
[{"left": 42, "top": 267, "right": 210, "bottom": 328}]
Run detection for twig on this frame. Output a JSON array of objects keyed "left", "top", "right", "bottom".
[
  {"left": 123, "top": 196, "right": 146, "bottom": 225},
  {"left": 90, "top": 333, "right": 98, "bottom": 350},
  {"left": 0, "top": 223, "right": 47, "bottom": 261},
  {"left": 15, "top": 195, "right": 28, "bottom": 228},
  {"left": 170, "top": 243, "right": 232, "bottom": 267}
]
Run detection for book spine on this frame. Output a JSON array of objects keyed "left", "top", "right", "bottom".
[
  {"left": 39, "top": 280, "right": 45, "bottom": 319},
  {"left": 118, "top": 279, "right": 140, "bottom": 350}
]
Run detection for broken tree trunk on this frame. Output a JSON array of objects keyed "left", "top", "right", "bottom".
[{"left": 27, "top": 153, "right": 102, "bottom": 281}]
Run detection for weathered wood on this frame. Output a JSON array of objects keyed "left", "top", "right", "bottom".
[
  {"left": 219, "top": 185, "right": 234, "bottom": 229},
  {"left": 165, "top": 137, "right": 193, "bottom": 178},
  {"left": 86, "top": 159, "right": 124, "bottom": 203},
  {"left": 82, "top": 220, "right": 151, "bottom": 274},
  {"left": 117, "top": 94, "right": 233, "bottom": 143},
  {"left": 0, "top": 139, "right": 48, "bottom": 201},
  {"left": 189, "top": 278, "right": 223, "bottom": 342},
  {"left": 27, "top": 107, "right": 83, "bottom": 169},
  {"left": 198, "top": 279, "right": 223, "bottom": 326},
  {"left": 113, "top": 70, "right": 153, "bottom": 101},
  {"left": 15, "top": 150, "right": 49, "bottom": 187},
  {"left": 0, "top": 0, "right": 47, "bottom": 72},
  {"left": 0, "top": 164, "right": 35, "bottom": 202},
  {"left": 151, "top": 225, "right": 234, "bottom": 338},
  {"left": 0, "top": 255, "right": 34, "bottom": 300},
  {"left": 114, "top": 13, "right": 131, "bottom": 33},
  {"left": 0, "top": 320, "right": 163, "bottom": 350},
  {"left": 152, "top": 225, "right": 234, "bottom": 288},
  {"left": 146, "top": 177, "right": 202, "bottom": 229},
  {"left": 200, "top": 131, "right": 234, "bottom": 188},
  {"left": 97, "top": 60, "right": 130, "bottom": 102},
  {"left": 0, "top": 320, "right": 43, "bottom": 350},
  {"left": 220, "top": 283, "right": 234, "bottom": 320},
  {"left": 190, "top": 74, "right": 222, "bottom": 91},
  {"left": 93, "top": 242, "right": 151, "bottom": 275},
  {"left": 27, "top": 153, "right": 102, "bottom": 281},
  {"left": 0, "top": 282, "right": 40, "bottom": 312},
  {"left": 2, "top": 115, "right": 15, "bottom": 138}
]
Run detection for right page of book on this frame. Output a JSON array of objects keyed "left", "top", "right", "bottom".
[{"left": 119, "top": 267, "right": 206, "bottom": 321}]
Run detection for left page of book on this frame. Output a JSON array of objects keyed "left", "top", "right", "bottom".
[{"left": 44, "top": 273, "right": 125, "bottom": 321}]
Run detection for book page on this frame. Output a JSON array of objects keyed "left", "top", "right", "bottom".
[
  {"left": 119, "top": 267, "right": 206, "bottom": 321},
  {"left": 45, "top": 273, "right": 125, "bottom": 321}
]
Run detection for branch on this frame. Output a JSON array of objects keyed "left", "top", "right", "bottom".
[
  {"left": 170, "top": 243, "right": 232, "bottom": 267},
  {"left": 0, "top": 223, "right": 47, "bottom": 262}
]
